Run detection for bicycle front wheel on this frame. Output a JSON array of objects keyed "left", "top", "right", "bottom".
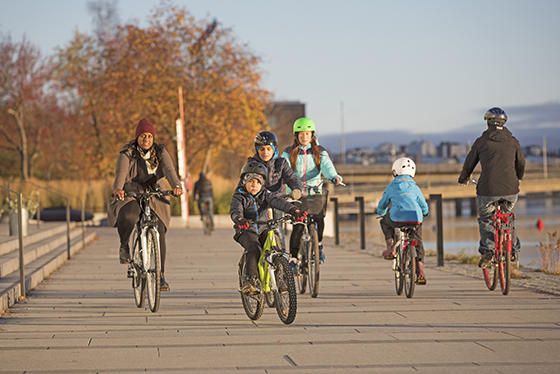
[
  {"left": 394, "top": 242, "right": 404, "bottom": 296},
  {"left": 404, "top": 246, "right": 416, "bottom": 298},
  {"left": 145, "top": 227, "right": 161, "bottom": 312},
  {"left": 273, "top": 255, "right": 298, "bottom": 325},
  {"left": 307, "top": 224, "right": 320, "bottom": 298},
  {"left": 130, "top": 228, "right": 145, "bottom": 308}
]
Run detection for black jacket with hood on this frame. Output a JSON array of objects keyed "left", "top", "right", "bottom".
[
  {"left": 458, "top": 126, "right": 525, "bottom": 196},
  {"left": 230, "top": 185, "right": 296, "bottom": 239}
]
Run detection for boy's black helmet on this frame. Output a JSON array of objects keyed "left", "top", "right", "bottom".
[
  {"left": 254, "top": 131, "right": 278, "bottom": 152},
  {"left": 240, "top": 161, "right": 268, "bottom": 181},
  {"left": 484, "top": 107, "right": 507, "bottom": 126}
]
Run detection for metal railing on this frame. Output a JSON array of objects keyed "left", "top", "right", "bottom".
[
  {"left": 0, "top": 185, "right": 26, "bottom": 296},
  {"left": 7, "top": 181, "right": 86, "bottom": 259},
  {"left": 330, "top": 194, "right": 446, "bottom": 266}
]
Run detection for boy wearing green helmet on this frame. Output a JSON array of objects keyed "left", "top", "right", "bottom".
[{"left": 282, "top": 117, "right": 343, "bottom": 266}]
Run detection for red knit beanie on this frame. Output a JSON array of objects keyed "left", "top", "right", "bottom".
[{"left": 135, "top": 118, "right": 155, "bottom": 139}]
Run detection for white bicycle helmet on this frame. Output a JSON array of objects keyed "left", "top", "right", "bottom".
[{"left": 392, "top": 157, "right": 416, "bottom": 178}]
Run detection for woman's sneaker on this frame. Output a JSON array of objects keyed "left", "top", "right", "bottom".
[
  {"left": 160, "top": 273, "right": 170, "bottom": 291},
  {"left": 119, "top": 244, "right": 131, "bottom": 264}
]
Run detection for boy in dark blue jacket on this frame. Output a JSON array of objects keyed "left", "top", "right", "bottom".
[
  {"left": 230, "top": 161, "right": 306, "bottom": 294},
  {"left": 377, "top": 157, "right": 429, "bottom": 284}
]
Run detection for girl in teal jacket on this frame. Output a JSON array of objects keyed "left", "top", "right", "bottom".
[{"left": 282, "top": 117, "right": 343, "bottom": 266}]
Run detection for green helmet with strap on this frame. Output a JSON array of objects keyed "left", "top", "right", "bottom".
[{"left": 293, "top": 117, "right": 316, "bottom": 134}]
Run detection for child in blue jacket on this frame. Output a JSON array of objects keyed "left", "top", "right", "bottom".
[{"left": 377, "top": 157, "right": 429, "bottom": 284}]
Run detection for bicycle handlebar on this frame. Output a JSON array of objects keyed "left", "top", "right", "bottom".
[
  {"left": 249, "top": 215, "right": 297, "bottom": 227},
  {"left": 124, "top": 189, "right": 177, "bottom": 198},
  {"left": 302, "top": 177, "right": 346, "bottom": 193}
]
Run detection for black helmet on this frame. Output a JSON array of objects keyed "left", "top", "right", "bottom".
[
  {"left": 240, "top": 161, "right": 268, "bottom": 181},
  {"left": 254, "top": 131, "right": 278, "bottom": 152},
  {"left": 484, "top": 107, "right": 507, "bottom": 126}
]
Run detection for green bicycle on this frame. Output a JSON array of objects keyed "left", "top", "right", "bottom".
[{"left": 238, "top": 215, "right": 298, "bottom": 324}]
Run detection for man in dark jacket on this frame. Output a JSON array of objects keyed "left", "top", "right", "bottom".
[
  {"left": 458, "top": 107, "right": 525, "bottom": 268},
  {"left": 193, "top": 172, "right": 214, "bottom": 229}
]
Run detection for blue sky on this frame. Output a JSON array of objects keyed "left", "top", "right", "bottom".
[{"left": 1, "top": 0, "right": 559, "bottom": 140}]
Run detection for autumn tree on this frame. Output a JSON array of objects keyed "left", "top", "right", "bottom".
[
  {"left": 55, "top": 1, "right": 270, "bottom": 179},
  {"left": 0, "top": 35, "right": 57, "bottom": 179}
]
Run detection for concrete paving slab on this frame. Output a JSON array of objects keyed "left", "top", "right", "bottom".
[{"left": 1, "top": 225, "right": 560, "bottom": 373}]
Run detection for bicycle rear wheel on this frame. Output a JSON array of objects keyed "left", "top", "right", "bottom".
[
  {"left": 130, "top": 228, "right": 145, "bottom": 308},
  {"left": 273, "top": 255, "right": 298, "bottom": 324},
  {"left": 394, "top": 240, "right": 404, "bottom": 296},
  {"left": 145, "top": 227, "right": 161, "bottom": 312},
  {"left": 499, "top": 248, "right": 512, "bottom": 296},
  {"left": 238, "top": 257, "right": 264, "bottom": 320},
  {"left": 307, "top": 224, "right": 320, "bottom": 298},
  {"left": 296, "top": 229, "right": 308, "bottom": 294},
  {"left": 482, "top": 262, "right": 498, "bottom": 291},
  {"left": 404, "top": 246, "right": 416, "bottom": 298},
  {"left": 203, "top": 213, "right": 212, "bottom": 236}
]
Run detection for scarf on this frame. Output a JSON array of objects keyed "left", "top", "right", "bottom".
[{"left": 138, "top": 145, "right": 159, "bottom": 174}]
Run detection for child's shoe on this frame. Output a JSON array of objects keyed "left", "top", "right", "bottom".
[{"left": 319, "top": 244, "right": 325, "bottom": 264}]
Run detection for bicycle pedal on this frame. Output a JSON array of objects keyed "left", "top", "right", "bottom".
[{"left": 126, "top": 266, "right": 134, "bottom": 278}]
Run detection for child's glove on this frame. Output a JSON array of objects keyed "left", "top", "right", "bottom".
[
  {"left": 236, "top": 217, "right": 250, "bottom": 231},
  {"left": 290, "top": 207, "right": 308, "bottom": 223},
  {"left": 289, "top": 189, "right": 302, "bottom": 200}
]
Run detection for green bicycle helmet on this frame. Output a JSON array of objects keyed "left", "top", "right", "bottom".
[{"left": 293, "top": 117, "right": 316, "bottom": 134}]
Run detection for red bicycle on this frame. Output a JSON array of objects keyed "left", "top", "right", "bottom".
[{"left": 468, "top": 180, "right": 515, "bottom": 295}]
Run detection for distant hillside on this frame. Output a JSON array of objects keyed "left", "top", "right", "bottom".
[{"left": 317, "top": 127, "right": 560, "bottom": 154}]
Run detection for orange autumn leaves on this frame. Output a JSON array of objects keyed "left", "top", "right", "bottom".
[{"left": 54, "top": 2, "right": 270, "bottom": 179}]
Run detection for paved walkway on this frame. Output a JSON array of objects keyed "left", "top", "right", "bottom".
[{"left": 1, "top": 226, "right": 560, "bottom": 373}]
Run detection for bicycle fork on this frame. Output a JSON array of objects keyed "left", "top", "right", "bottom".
[{"left": 140, "top": 225, "right": 161, "bottom": 273}]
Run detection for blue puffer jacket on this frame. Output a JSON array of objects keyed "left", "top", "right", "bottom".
[
  {"left": 377, "top": 175, "right": 429, "bottom": 224},
  {"left": 281, "top": 144, "right": 342, "bottom": 195}
]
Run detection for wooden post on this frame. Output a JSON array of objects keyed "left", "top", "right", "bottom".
[
  {"left": 430, "top": 194, "right": 444, "bottom": 266},
  {"left": 330, "top": 197, "right": 339, "bottom": 245},
  {"left": 355, "top": 196, "right": 365, "bottom": 250}
]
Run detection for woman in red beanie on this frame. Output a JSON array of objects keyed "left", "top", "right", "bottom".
[{"left": 107, "top": 118, "right": 183, "bottom": 291}]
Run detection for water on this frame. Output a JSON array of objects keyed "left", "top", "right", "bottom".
[{"left": 337, "top": 196, "right": 560, "bottom": 268}]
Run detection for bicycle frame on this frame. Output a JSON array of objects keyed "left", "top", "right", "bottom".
[
  {"left": 137, "top": 195, "right": 162, "bottom": 272},
  {"left": 258, "top": 228, "right": 281, "bottom": 293},
  {"left": 493, "top": 205, "right": 515, "bottom": 256}
]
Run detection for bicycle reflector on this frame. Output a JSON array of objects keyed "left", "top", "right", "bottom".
[{"left": 411, "top": 240, "right": 418, "bottom": 246}]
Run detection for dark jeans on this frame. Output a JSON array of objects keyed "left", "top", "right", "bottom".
[
  {"left": 236, "top": 230, "right": 268, "bottom": 277},
  {"left": 379, "top": 214, "right": 424, "bottom": 262},
  {"left": 289, "top": 215, "right": 325, "bottom": 258},
  {"left": 477, "top": 194, "right": 520, "bottom": 254},
  {"left": 117, "top": 201, "right": 168, "bottom": 272}
]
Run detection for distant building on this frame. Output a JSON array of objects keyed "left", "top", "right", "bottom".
[
  {"left": 264, "top": 101, "right": 305, "bottom": 150},
  {"left": 346, "top": 148, "right": 376, "bottom": 165},
  {"left": 524, "top": 145, "right": 543, "bottom": 157},
  {"left": 438, "top": 142, "right": 470, "bottom": 159},
  {"left": 408, "top": 140, "right": 437, "bottom": 158}
]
